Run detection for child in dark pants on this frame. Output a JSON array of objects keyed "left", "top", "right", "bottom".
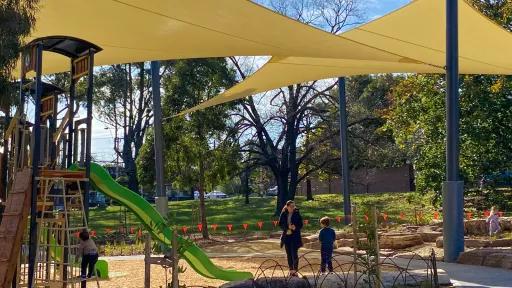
[
  {"left": 318, "top": 217, "right": 335, "bottom": 273},
  {"left": 78, "top": 230, "right": 98, "bottom": 279}
]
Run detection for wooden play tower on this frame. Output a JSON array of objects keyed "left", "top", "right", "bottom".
[{"left": 0, "top": 36, "right": 101, "bottom": 288}]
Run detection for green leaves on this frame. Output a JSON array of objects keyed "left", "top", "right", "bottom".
[
  {"left": 137, "top": 59, "right": 239, "bottom": 191},
  {"left": 385, "top": 74, "right": 512, "bottom": 197}
]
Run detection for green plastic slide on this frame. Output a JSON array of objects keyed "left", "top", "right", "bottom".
[{"left": 73, "top": 163, "right": 252, "bottom": 281}]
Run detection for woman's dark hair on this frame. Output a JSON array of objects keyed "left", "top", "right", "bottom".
[{"left": 79, "top": 230, "right": 90, "bottom": 241}]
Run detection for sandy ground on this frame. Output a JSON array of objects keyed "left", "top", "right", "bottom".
[
  {"left": 98, "top": 257, "right": 284, "bottom": 288},
  {"left": 95, "top": 239, "right": 442, "bottom": 288}
]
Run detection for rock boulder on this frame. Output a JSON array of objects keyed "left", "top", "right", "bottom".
[{"left": 379, "top": 233, "right": 424, "bottom": 249}]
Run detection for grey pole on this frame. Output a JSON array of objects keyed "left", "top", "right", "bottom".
[
  {"left": 338, "top": 77, "right": 351, "bottom": 225},
  {"left": 84, "top": 50, "right": 95, "bottom": 221},
  {"left": 151, "top": 61, "right": 168, "bottom": 218},
  {"left": 443, "top": 0, "right": 464, "bottom": 262},
  {"left": 28, "top": 42, "right": 43, "bottom": 288}
]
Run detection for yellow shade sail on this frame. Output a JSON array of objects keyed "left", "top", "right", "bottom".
[
  {"left": 15, "top": 0, "right": 409, "bottom": 76},
  {"left": 179, "top": 0, "right": 512, "bottom": 116}
]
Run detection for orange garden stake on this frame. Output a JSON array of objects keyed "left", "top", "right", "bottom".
[
  {"left": 433, "top": 211, "right": 440, "bottom": 220},
  {"left": 399, "top": 212, "right": 405, "bottom": 220},
  {"left": 242, "top": 223, "right": 248, "bottom": 230},
  {"left": 137, "top": 228, "right": 142, "bottom": 238},
  {"left": 382, "top": 213, "right": 388, "bottom": 222},
  {"left": 197, "top": 223, "right": 203, "bottom": 232},
  {"left": 227, "top": 224, "right": 233, "bottom": 232},
  {"left": 90, "top": 230, "right": 97, "bottom": 238},
  {"left": 336, "top": 216, "right": 342, "bottom": 223},
  {"left": 363, "top": 214, "right": 369, "bottom": 223},
  {"left": 181, "top": 226, "right": 188, "bottom": 234},
  {"left": 466, "top": 212, "right": 472, "bottom": 220},
  {"left": 211, "top": 224, "right": 218, "bottom": 231},
  {"left": 272, "top": 220, "right": 278, "bottom": 228},
  {"left": 130, "top": 227, "right": 135, "bottom": 234},
  {"left": 257, "top": 221, "right": 264, "bottom": 230}
]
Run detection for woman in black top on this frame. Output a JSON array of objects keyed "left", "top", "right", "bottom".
[{"left": 279, "top": 200, "right": 303, "bottom": 277}]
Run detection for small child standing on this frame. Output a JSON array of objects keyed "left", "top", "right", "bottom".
[
  {"left": 318, "top": 217, "right": 336, "bottom": 273},
  {"left": 486, "top": 206, "right": 501, "bottom": 237},
  {"left": 78, "top": 230, "right": 99, "bottom": 279}
]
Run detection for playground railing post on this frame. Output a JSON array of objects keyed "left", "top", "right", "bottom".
[
  {"left": 144, "top": 234, "right": 151, "bottom": 288},
  {"left": 171, "top": 230, "right": 179, "bottom": 288},
  {"left": 351, "top": 204, "right": 358, "bottom": 285},
  {"left": 371, "top": 205, "right": 381, "bottom": 288}
]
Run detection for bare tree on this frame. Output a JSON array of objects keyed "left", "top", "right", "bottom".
[{"left": 233, "top": 0, "right": 365, "bottom": 214}]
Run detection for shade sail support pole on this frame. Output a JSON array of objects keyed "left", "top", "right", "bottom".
[
  {"left": 151, "top": 61, "right": 168, "bottom": 218},
  {"left": 338, "top": 77, "right": 351, "bottom": 225},
  {"left": 443, "top": 0, "right": 464, "bottom": 263}
]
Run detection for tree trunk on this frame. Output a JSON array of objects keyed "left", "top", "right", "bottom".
[
  {"left": 123, "top": 150, "right": 139, "bottom": 193},
  {"left": 275, "top": 171, "right": 289, "bottom": 216},
  {"left": 306, "top": 178, "right": 313, "bottom": 201},
  {"left": 243, "top": 169, "right": 250, "bottom": 205},
  {"left": 198, "top": 157, "right": 209, "bottom": 239}
]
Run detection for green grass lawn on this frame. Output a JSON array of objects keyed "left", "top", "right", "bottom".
[{"left": 88, "top": 192, "right": 435, "bottom": 235}]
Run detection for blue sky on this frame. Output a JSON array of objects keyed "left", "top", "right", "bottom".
[
  {"left": 364, "top": 0, "right": 410, "bottom": 20},
  {"left": 90, "top": 0, "right": 411, "bottom": 163}
]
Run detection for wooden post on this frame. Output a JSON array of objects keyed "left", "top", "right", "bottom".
[
  {"left": 372, "top": 206, "right": 381, "bottom": 288},
  {"left": 171, "top": 230, "right": 179, "bottom": 288},
  {"left": 351, "top": 205, "right": 358, "bottom": 285},
  {"left": 144, "top": 234, "right": 151, "bottom": 288}
]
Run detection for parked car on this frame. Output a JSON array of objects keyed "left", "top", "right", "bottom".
[
  {"left": 205, "top": 191, "right": 228, "bottom": 199},
  {"left": 168, "top": 193, "right": 194, "bottom": 201},
  {"left": 194, "top": 191, "right": 199, "bottom": 200},
  {"left": 266, "top": 186, "right": 278, "bottom": 196}
]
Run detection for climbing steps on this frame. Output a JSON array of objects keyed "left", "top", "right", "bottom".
[{"left": 0, "top": 169, "right": 32, "bottom": 288}]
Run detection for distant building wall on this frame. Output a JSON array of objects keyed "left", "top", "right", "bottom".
[{"left": 296, "top": 165, "right": 414, "bottom": 196}]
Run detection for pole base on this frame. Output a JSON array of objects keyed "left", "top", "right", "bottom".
[
  {"left": 155, "top": 196, "right": 169, "bottom": 219},
  {"left": 442, "top": 180, "right": 464, "bottom": 262}
]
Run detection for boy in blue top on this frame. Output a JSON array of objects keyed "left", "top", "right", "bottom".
[{"left": 319, "top": 216, "right": 336, "bottom": 273}]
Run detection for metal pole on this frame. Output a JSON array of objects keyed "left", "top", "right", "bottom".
[
  {"left": 28, "top": 42, "right": 43, "bottom": 288},
  {"left": 443, "top": 0, "right": 464, "bottom": 262},
  {"left": 338, "top": 77, "right": 351, "bottom": 224},
  {"left": 151, "top": 61, "right": 168, "bottom": 218},
  {"left": 84, "top": 50, "right": 94, "bottom": 221},
  {"left": 67, "top": 59, "right": 75, "bottom": 168}
]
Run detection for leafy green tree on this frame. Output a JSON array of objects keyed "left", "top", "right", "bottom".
[
  {"left": 137, "top": 58, "right": 237, "bottom": 239},
  {"left": 0, "top": 0, "right": 38, "bottom": 105},
  {"left": 383, "top": 74, "right": 512, "bottom": 199}
]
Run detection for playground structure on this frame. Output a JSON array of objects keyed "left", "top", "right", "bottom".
[
  {"left": 0, "top": 35, "right": 253, "bottom": 287},
  {"left": 0, "top": 36, "right": 102, "bottom": 287}
]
